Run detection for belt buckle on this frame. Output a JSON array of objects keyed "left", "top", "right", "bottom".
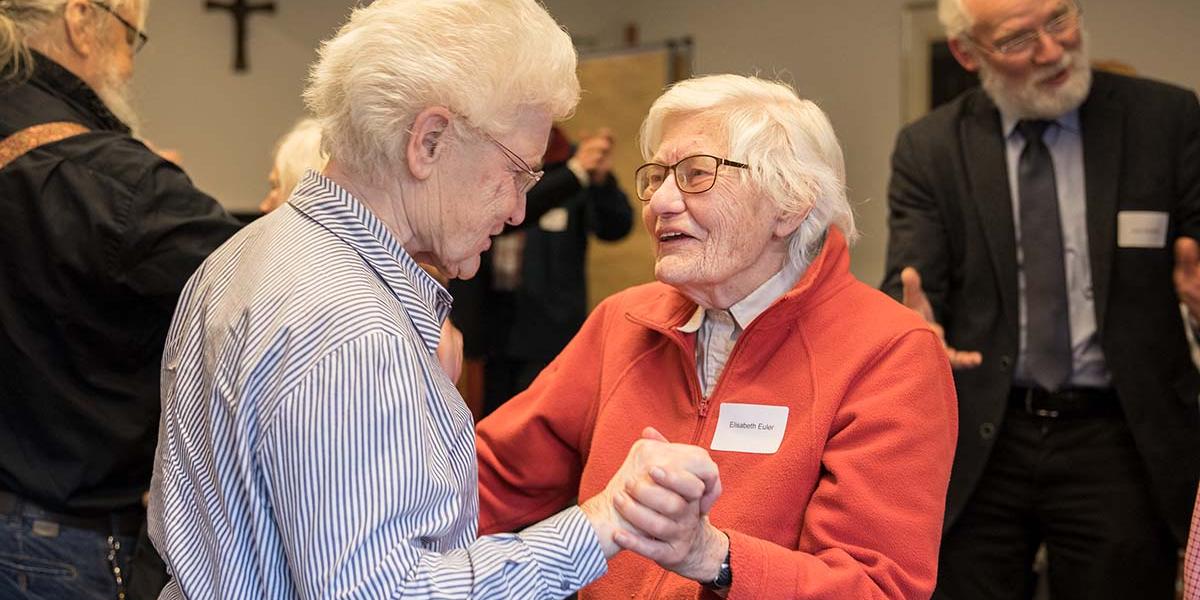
[{"left": 1024, "top": 388, "right": 1060, "bottom": 418}]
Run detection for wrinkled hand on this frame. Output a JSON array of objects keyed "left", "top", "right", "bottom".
[
  {"left": 608, "top": 428, "right": 728, "bottom": 583},
  {"left": 569, "top": 129, "right": 614, "bottom": 184},
  {"left": 436, "top": 319, "right": 463, "bottom": 383},
  {"left": 902, "top": 266, "right": 982, "bottom": 369},
  {"left": 1175, "top": 238, "right": 1200, "bottom": 323},
  {"left": 580, "top": 427, "right": 721, "bottom": 560}
]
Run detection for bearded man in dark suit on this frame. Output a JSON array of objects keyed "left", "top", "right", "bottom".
[{"left": 881, "top": 0, "right": 1200, "bottom": 598}]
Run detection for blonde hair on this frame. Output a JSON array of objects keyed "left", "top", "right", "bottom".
[
  {"left": 639, "top": 74, "right": 856, "bottom": 267},
  {"left": 304, "top": 0, "right": 579, "bottom": 186}
]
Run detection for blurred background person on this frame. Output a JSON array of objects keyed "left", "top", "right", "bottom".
[
  {"left": 0, "top": 1, "right": 241, "bottom": 598},
  {"left": 476, "top": 74, "right": 958, "bottom": 599},
  {"left": 259, "top": 117, "right": 326, "bottom": 214},
  {"left": 451, "top": 125, "right": 633, "bottom": 417}
]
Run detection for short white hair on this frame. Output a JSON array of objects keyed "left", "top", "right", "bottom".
[
  {"left": 0, "top": 0, "right": 145, "bottom": 82},
  {"left": 271, "top": 118, "right": 326, "bottom": 202},
  {"left": 938, "top": 0, "right": 975, "bottom": 41},
  {"left": 638, "top": 74, "right": 857, "bottom": 267},
  {"left": 304, "top": 0, "right": 579, "bottom": 186}
]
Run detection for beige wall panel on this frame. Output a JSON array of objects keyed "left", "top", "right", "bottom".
[{"left": 559, "top": 49, "right": 673, "bottom": 308}]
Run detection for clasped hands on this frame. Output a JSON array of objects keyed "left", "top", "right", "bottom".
[{"left": 580, "top": 426, "right": 728, "bottom": 584}]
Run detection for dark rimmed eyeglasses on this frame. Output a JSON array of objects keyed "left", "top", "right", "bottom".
[
  {"left": 634, "top": 154, "right": 749, "bottom": 201},
  {"left": 483, "top": 132, "right": 544, "bottom": 195},
  {"left": 967, "top": 3, "right": 1082, "bottom": 56},
  {"left": 92, "top": 1, "right": 149, "bottom": 54}
]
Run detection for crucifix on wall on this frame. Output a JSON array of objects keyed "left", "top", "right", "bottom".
[{"left": 206, "top": 0, "right": 276, "bottom": 73}]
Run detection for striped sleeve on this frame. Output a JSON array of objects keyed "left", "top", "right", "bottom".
[{"left": 259, "top": 332, "right": 605, "bottom": 599}]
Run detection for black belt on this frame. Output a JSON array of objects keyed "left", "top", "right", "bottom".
[
  {"left": 1009, "top": 385, "right": 1121, "bottom": 419},
  {"left": 0, "top": 491, "right": 143, "bottom": 536}
]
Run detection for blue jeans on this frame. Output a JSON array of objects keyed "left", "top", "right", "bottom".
[{"left": 0, "top": 510, "right": 134, "bottom": 600}]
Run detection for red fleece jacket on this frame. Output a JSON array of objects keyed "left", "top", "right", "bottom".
[{"left": 476, "top": 228, "right": 958, "bottom": 599}]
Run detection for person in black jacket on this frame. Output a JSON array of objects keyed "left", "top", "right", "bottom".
[
  {"left": 0, "top": 1, "right": 241, "bottom": 598},
  {"left": 451, "top": 126, "right": 633, "bottom": 417}
]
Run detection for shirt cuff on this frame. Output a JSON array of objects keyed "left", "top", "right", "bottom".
[{"left": 518, "top": 505, "right": 607, "bottom": 594}]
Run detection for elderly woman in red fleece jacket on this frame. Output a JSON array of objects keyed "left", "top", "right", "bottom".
[{"left": 475, "top": 74, "right": 958, "bottom": 600}]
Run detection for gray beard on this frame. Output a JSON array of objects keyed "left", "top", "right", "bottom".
[
  {"left": 979, "top": 43, "right": 1093, "bottom": 120},
  {"left": 95, "top": 67, "right": 141, "bottom": 135}
]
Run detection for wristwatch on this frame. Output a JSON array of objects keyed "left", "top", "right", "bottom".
[{"left": 703, "top": 546, "right": 733, "bottom": 591}]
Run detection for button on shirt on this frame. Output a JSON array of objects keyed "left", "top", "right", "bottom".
[
  {"left": 1002, "top": 111, "right": 1110, "bottom": 388},
  {"left": 149, "top": 172, "right": 605, "bottom": 599}
]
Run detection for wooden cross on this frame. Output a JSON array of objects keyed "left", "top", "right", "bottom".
[{"left": 205, "top": 0, "right": 276, "bottom": 73}]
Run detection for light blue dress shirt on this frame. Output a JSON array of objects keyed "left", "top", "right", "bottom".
[
  {"left": 1002, "top": 111, "right": 1110, "bottom": 388},
  {"left": 148, "top": 171, "right": 605, "bottom": 599}
]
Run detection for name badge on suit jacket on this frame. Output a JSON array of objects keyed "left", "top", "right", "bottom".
[
  {"left": 710, "top": 403, "right": 788, "bottom": 454},
  {"left": 1117, "top": 211, "right": 1168, "bottom": 248}
]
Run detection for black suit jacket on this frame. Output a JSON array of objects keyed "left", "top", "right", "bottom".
[{"left": 881, "top": 71, "right": 1200, "bottom": 541}]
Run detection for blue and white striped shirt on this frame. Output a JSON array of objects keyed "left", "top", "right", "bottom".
[{"left": 148, "top": 171, "right": 605, "bottom": 599}]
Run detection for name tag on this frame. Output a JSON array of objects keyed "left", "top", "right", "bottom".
[
  {"left": 709, "top": 403, "right": 788, "bottom": 454},
  {"left": 1117, "top": 211, "right": 1168, "bottom": 248}
]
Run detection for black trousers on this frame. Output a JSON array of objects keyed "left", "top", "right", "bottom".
[{"left": 934, "top": 404, "right": 1177, "bottom": 600}]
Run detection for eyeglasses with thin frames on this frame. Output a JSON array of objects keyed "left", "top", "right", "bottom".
[
  {"left": 967, "top": 4, "right": 1082, "bottom": 56},
  {"left": 92, "top": 1, "right": 149, "bottom": 54},
  {"left": 483, "top": 132, "right": 544, "bottom": 195},
  {"left": 634, "top": 154, "right": 749, "bottom": 202}
]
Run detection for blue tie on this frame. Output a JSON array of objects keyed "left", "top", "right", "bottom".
[{"left": 1018, "top": 120, "right": 1072, "bottom": 391}]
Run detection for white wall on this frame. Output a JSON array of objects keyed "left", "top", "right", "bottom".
[
  {"left": 133, "top": 0, "right": 1200, "bottom": 283},
  {"left": 133, "top": 1, "right": 350, "bottom": 214}
]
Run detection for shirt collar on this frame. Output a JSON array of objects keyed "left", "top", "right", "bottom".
[
  {"left": 29, "top": 51, "right": 130, "bottom": 133},
  {"left": 675, "top": 256, "right": 805, "bottom": 333},
  {"left": 1001, "top": 108, "right": 1081, "bottom": 139},
  {"left": 288, "top": 170, "right": 452, "bottom": 354}
]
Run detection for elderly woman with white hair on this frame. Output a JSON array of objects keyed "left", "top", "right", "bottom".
[
  {"left": 476, "top": 74, "right": 959, "bottom": 599},
  {"left": 148, "top": 1, "right": 723, "bottom": 598}
]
